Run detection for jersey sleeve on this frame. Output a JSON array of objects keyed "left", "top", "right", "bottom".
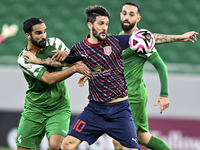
[
  {"left": 64, "top": 45, "right": 83, "bottom": 64},
  {"left": 50, "top": 37, "right": 70, "bottom": 52},
  {"left": 17, "top": 51, "right": 47, "bottom": 80},
  {"left": 147, "top": 48, "right": 168, "bottom": 97},
  {"left": 116, "top": 34, "right": 130, "bottom": 50}
]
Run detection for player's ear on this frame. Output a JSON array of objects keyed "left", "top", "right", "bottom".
[
  {"left": 137, "top": 15, "right": 141, "bottom": 23},
  {"left": 87, "top": 22, "right": 92, "bottom": 30},
  {"left": 25, "top": 33, "right": 30, "bottom": 39},
  {"left": 120, "top": 12, "right": 122, "bottom": 18}
]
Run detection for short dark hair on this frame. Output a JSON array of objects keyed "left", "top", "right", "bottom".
[
  {"left": 85, "top": 5, "right": 110, "bottom": 24},
  {"left": 123, "top": 2, "right": 140, "bottom": 14},
  {"left": 23, "top": 17, "right": 44, "bottom": 33}
]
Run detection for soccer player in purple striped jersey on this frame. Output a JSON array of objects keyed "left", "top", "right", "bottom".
[{"left": 60, "top": 5, "right": 141, "bottom": 150}]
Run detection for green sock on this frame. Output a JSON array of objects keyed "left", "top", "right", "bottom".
[
  {"left": 146, "top": 136, "right": 172, "bottom": 150},
  {"left": 114, "top": 149, "right": 122, "bottom": 150}
]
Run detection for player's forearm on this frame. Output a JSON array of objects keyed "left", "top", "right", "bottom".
[
  {"left": 153, "top": 33, "right": 181, "bottom": 45},
  {"left": 154, "top": 62, "right": 168, "bottom": 97},
  {"left": 150, "top": 54, "right": 168, "bottom": 97},
  {"left": 35, "top": 58, "right": 72, "bottom": 67},
  {"left": 158, "top": 65, "right": 168, "bottom": 97},
  {"left": 41, "top": 65, "right": 77, "bottom": 85}
]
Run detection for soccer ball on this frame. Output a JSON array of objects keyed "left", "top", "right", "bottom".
[{"left": 129, "top": 29, "right": 155, "bottom": 54}]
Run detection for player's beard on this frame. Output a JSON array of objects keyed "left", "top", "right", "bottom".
[
  {"left": 31, "top": 36, "right": 46, "bottom": 48},
  {"left": 92, "top": 26, "right": 107, "bottom": 42},
  {"left": 121, "top": 20, "right": 136, "bottom": 32}
]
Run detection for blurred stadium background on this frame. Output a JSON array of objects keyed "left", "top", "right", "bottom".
[{"left": 0, "top": 0, "right": 200, "bottom": 150}]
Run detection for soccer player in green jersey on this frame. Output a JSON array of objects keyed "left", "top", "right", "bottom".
[
  {"left": 16, "top": 17, "right": 90, "bottom": 150},
  {"left": 112, "top": 2, "right": 198, "bottom": 150},
  {"left": 22, "top": 13, "right": 198, "bottom": 150}
]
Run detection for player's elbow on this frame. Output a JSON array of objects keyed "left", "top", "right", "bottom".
[
  {"left": 163, "top": 64, "right": 168, "bottom": 72},
  {"left": 156, "top": 63, "right": 168, "bottom": 72},
  {"left": 40, "top": 71, "right": 56, "bottom": 85},
  {"left": 41, "top": 77, "right": 56, "bottom": 85},
  {"left": 45, "top": 80, "right": 56, "bottom": 85}
]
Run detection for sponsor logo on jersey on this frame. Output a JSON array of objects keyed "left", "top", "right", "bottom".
[
  {"left": 94, "top": 65, "right": 102, "bottom": 72},
  {"left": 27, "top": 64, "right": 32, "bottom": 70},
  {"left": 104, "top": 46, "right": 112, "bottom": 56},
  {"left": 27, "top": 64, "right": 36, "bottom": 72}
]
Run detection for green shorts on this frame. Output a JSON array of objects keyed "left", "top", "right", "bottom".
[
  {"left": 16, "top": 109, "right": 71, "bottom": 149},
  {"left": 130, "top": 97, "right": 149, "bottom": 132}
]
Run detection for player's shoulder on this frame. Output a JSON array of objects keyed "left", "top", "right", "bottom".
[
  {"left": 46, "top": 37, "right": 63, "bottom": 46},
  {"left": 17, "top": 49, "right": 26, "bottom": 64},
  {"left": 106, "top": 34, "right": 119, "bottom": 42},
  {"left": 108, "top": 33, "right": 130, "bottom": 40},
  {"left": 72, "top": 40, "right": 82, "bottom": 48},
  {"left": 107, "top": 34, "right": 117, "bottom": 38},
  {"left": 72, "top": 38, "right": 88, "bottom": 50},
  {"left": 145, "top": 47, "right": 158, "bottom": 57},
  {"left": 18, "top": 49, "right": 26, "bottom": 58}
]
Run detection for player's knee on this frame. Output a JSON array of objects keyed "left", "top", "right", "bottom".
[
  {"left": 61, "top": 137, "right": 74, "bottom": 150},
  {"left": 17, "top": 145, "right": 32, "bottom": 150},
  {"left": 48, "top": 134, "right": 65, "bottom": 150},
  {"left": 49, "top": 142, "right": 60, "bottom": 150},
  {"left": 112, "top": 139, "right": 122, "bottom": 149},
  {"left": 137, "top": 131, "right": 151, "bottom": 146}
]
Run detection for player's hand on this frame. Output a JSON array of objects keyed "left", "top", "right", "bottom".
[
  {"left": 23, "top": 51, "right": 40, "bottom": 63},
  {"left": 180, "top": 31, "right": 199, "bottom": 43},
  {"left": 154, "top": 96, "right": 169, "bottom": 114},
  {"left": 78, "top": 75, "right": 89, "bottom": 86},
  {"left": 73, "top": 61, "right": 91, "bottom": 77},
  {"left": 52, "top": 50, "right": 69, "bottom": 61}
]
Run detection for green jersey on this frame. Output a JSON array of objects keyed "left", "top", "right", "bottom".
[
  {"left": 121, "top": 32, "right": 168, "bottom": 103},
  {"left": 17, "top": 37, "right": 71, "bottom": 112},
  {"left": 123, "top": 44, "right": 156, "bottom": 103}
]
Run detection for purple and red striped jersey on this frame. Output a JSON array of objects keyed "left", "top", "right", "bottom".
[{"left": 65, "top": 34, "right": 130, "bottom": 102}]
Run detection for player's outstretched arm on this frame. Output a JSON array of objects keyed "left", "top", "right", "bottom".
[
  {"left": 149, "top": 52, "right": 169, "bottom": 114},
  {"left": 23, "top": 51, "right": 71, "bottom": 67},
  {"left": 153, "top": 31, "right": 199, "bottom": 45}
]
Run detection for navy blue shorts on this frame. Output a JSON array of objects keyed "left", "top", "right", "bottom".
[{"left": 67, "top": 99, "right": 141, "bottom": 149}]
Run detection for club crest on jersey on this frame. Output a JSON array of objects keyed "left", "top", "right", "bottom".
[{"left": 104, "top": 46, "right": 112, "bottom": 56}]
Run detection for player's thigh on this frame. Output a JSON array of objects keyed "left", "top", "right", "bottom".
[
  {"left": 46, "top": 110, "right": 71, "bottom": 139},
  {"left": 67, "top": 109, "right": 105, "bottom": 145},
  {"left": 16, "top": 115, "right": 45, "bottom": 149},
  {"left": 130, "top": 101, "right": 149, "bottom": 131},
  {"left": 109, "top": 117, "right": 139, "bottom": 148},
  {"left": 107, "top": 102, "right": 140, "bottom": 149}
]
